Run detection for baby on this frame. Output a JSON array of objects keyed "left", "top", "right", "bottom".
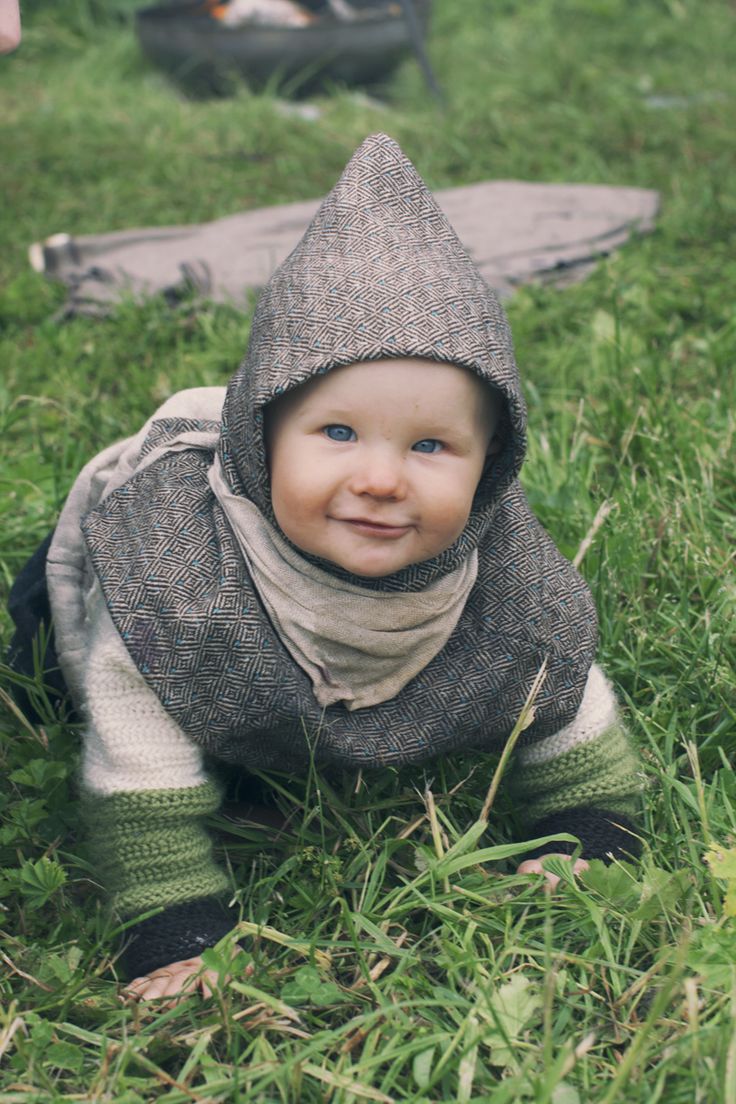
[{"left": 25, "top": 134, "right": 640, "bottom": 1001}]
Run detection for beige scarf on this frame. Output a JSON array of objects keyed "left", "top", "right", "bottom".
[{"left": 208, "top": 455, "right": 478, "bottom": 710}]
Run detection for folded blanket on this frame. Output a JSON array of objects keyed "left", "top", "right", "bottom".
[{"left": 30, "top": 179, "right": 658, "bottom": 317}]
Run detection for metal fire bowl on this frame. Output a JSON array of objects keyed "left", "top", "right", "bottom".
[{"left": 135, "top": 1, "right": 431, "bottom": 96}]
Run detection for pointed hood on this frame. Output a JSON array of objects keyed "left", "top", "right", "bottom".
[
  {"left": 79, "top": 132, "right": 597, "bottom": 768},
  {"left": 220, "top": 133, "right": 526, "bottom": 587}
]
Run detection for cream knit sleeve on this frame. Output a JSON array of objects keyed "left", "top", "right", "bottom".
[
  {"left": 81, "top": 599, "right": 231, "bottom": 961},
  {"left": 82, "top": 605, "right": 209, "bottom": 797}
]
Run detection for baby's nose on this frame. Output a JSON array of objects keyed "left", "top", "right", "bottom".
[{"left": 350, "top": 451, "right": 405, "bottom": 498}]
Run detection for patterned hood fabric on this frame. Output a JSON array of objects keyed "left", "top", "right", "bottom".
[
  {"left": 82, "top": 134, "right": 598, "bottom": 769},
  {"left": 220, "top": 133, "right": 525, "bottom": 588}
]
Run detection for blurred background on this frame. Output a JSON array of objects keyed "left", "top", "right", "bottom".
[{"left": 1, "top": 3, "right": 735, "bottom": 1098}]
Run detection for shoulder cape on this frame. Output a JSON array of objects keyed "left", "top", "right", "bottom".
[{"left": 81, "top": 414, "right": 597, "bottom": 771}]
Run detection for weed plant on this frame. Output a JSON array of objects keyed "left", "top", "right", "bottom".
[{"left": 1, "top": 0, "right": 735, "bottom": 1099}]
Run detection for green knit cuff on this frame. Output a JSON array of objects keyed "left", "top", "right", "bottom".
[
  {"left": 82, "top": 781, "right": 229, "bottom": 917},
  {"left": 510, "top": 725, "right": 642, "bottom": 826}
]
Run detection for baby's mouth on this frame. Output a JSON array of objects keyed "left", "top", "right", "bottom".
[{"left": 339, "top": 517, "right": 411, "bottom": 539}]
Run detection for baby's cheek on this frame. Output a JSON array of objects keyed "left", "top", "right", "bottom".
[
  {"left": 428, "top": 486, "right": 474, "bottom": 542},
  {"left": 270, "top": 479, "right": 324, "bottom": 547}
]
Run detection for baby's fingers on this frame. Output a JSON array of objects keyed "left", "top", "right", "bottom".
[
  {"left": 124, "top": 958, "right": 221, "bottom": 1006},
  {"left": 124, "top": 972, "right": 178, "bottom": 1003},
  {"left": 517, "top": 854, "right": 589, "bottom": 889},
  {"left": 197, "top": 969, "right": 222, "bottom": 1000},
  {"left": 153, "top": 968, "right": 220, "bottom": 1007}
]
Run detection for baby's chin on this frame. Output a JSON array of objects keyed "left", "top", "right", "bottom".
[
  {"left": 284, "top": 526, "right": 461, "bottom": 579},
  {"left": 321, "top": 547, "right": 444, "bottom": 579}
]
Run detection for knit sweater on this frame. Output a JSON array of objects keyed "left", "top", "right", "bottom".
[{"left": 81, "top": 597, "right": 640, "bottom": 977}]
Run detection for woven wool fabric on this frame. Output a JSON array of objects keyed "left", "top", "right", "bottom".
[{"left": 80, "top": 133, "right": 599, "bottom": 768}]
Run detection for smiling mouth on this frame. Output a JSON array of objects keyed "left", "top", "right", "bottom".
[{"left": 339, "top": 518, "right": 412, "bottom": 538}]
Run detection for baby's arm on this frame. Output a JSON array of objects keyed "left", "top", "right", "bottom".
[
  {"left": 509, "top": 664, "right": 642, "bottom": 877},
  {"left": 82, "top": 603, "right": 236, "bottom": 995}
]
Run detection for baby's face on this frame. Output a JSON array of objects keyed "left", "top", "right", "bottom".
[{"left": 265, "top": 358, "right": 499, "bottom": 578}]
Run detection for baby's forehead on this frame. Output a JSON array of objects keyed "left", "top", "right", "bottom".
[{"left": 272, "top": 356, "right": 495, "bottom": 406}]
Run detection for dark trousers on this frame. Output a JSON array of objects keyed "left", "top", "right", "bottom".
[{"left": 5, "top": 531, "right": 73, "bottom": 722}]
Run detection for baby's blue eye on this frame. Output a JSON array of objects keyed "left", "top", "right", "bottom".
[
  {"left": 324, "top": 424, "right": 356, "bottom": 442},
  {"left": 412, "top": 439, "right": 443, "bottom": 454}
]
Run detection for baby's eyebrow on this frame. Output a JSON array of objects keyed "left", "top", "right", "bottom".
[
  {"left": 319, "top": 412, "right": 355, "bottom": 421},
  {"left": 413, "top": 421, "right": 476, "bottom": 437}
]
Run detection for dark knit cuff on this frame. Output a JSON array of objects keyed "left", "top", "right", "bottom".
[
  {"left": 119, "top": 895, "right": 239, "bottom": 979},
  {"left": 523, "top": 806, "right": 642, "bottom": 864}
]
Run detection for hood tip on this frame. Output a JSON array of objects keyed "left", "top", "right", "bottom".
[{"left": 355, "top": 131, "right": 405, "bottom": 157}]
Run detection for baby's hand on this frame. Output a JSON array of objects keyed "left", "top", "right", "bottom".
[
  {"left": 124, "top": 955, "right": 220, "bottom": 1006},
  {"left": 516, "top": 852, "right": 589, "bottom": 889}
]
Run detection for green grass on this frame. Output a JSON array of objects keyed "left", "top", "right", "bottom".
[{"left": 1, "top": 0, "right": 735, "bottom": 1099}]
